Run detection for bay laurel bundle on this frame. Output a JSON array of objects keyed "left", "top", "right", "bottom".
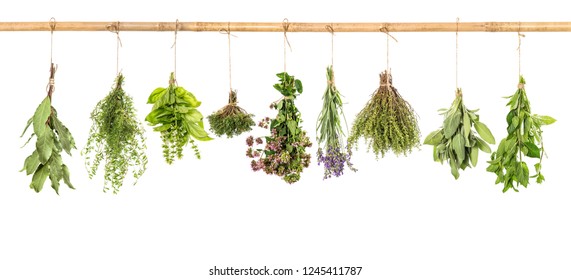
[
  {"left": 487, "top": 76, "right": 556, "bottom": 192},
  {"left": 146, "top": 73, "right": 213, "bottom": 164},
  {"left": 246, "top": 72, "right": 312, "bottom": 184},
  {"left": 20, "top": 63, "right": 76, "bottom": 194},
  {"left": 207, "top": 90, "right": 255, "bottom": 138},
  {"left": 316, "top": 66, "right": 356, "bottom": 179},
  {"left": 424, "top": 88, "right": 495, "bottom": 179},
  {"left": 82, "top": 73, "right": 148, "bottom": 194},
  {"left": 347, "top": 70, "right": 420, "bottom": 158}
]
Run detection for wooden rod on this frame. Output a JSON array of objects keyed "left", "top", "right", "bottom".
[{"left": 2, "top": 21, "right": 571, "bottom": 32}]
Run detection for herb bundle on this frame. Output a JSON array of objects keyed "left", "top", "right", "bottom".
[
  {"left": 246, "top": 72, "right": 312, "bottom": 184},
  {"left": 316, "top": 66, "right": 356, "bottom": 179},
  {"left": 347, "top": 70, "right": 420, "bottom": 158},
  {"left": 424, "top": 88, "right": 495, "bottom": 179},
  {"left": 207, "top": 90, "right": 255, "bottom": 138},
  {"left": 82, "top": 73, "right": 148, "bottom": 194},
  {"left": 20, "top": 63, "right": 76, "bottom": 194},
  {"left": 487, "top": 76, "right": 556, "bottom": 192},
  {"left": 146, "top": 73, "right": 212, "bottom": 164}
]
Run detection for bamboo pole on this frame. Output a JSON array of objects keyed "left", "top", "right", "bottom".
[{"left": 2, "top": 21, "right": 571, "bottom": 32}]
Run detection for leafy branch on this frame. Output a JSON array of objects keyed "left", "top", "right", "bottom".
[
  {"left": 348, "top": 70, "right": 421, "bottom": 158},
  {"left": 246, "top": 72, "right": 312, "bottom": 184},
  {"left": 82, "top": 73, "right": 148, "bottom": 194},
  {"left": 424, "top": 88, "right": 495, "bottom": 179},
  {"left": 146, "top": 73, "right": 213, "bottom": 164},
  {"left": 20, "top": 63, "right": 76, "bottom": 194},
  {"left": 207, "top": 89, "right": 255, "bottom": 138},
  {"left": 316, "top": 66, "right": 356, "bottom": 179},
  {"left": 487, "top": 76, "right": 556, "bottom": 192}
]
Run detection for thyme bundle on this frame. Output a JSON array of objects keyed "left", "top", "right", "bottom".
[
  {"left": 207, "top": 90, "right": 255, "bottom": 138},
  {"left": 82, "top": 73, "right": 148, "bottom": 194},
  {"left": 246, "top": 72, "right": 312, "bottom": 184},
  {"left": 347, "top": 70, "right": 421, "bottom": 158},
  {"left": 424, "top": 88, "right": 495, "bottom": 179},
  {"left": 20, "top": 63, "right": 76, "bottom": 194},
  {"left": 487, "top": 76, "right": 556, "bottom": 192},
  {"left": 316, "top": 66, "right": 356, "bottom": 179},
  {"left": 146, "top": 73, "right": 213, "bottom": 164}
]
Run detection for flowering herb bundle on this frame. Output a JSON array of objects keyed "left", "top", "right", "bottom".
[
  {"left": 424, "top": 88, "right": 495, "bottom": 179},
  {"left": 348, "top": 70, "right": 421, "bottom": 158},
  {"left": 487, "top": 76, "right": 556, "bottom": 192},
  {"left": 82, "top": 73, "right": 148, "bottom": 194},
  {"left": 20, "top": 63, "right": 76, "bottom": 194},
  {"left": 207, "top": 90, "right": 255, "bottom": 138},
  {"left": 246, "top": 72, "right": 312, "bottom": 184},
  {"left": 316, "top": 66, "right": 356, "bottom": 179},
  {"left": 146, "top": 73, "right": 212, "bottom": 164}
]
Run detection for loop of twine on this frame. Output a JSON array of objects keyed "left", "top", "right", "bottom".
[
  {"left": 456, "top": 17, "right": 459, "bottom": 91},
  {"left": 173, "top": 19, "right": 180, "bottom": 78},
  {"left": 106, "top": 21, "right": 122, "bottom": 74},
  {"left": 326, "top": 24, "right": 334, "bottom": 67},
  {"left": 283, "top": 18, "right": 291, "bottom": 73},
  {"left": 380, "top": 26, "right": 398, "bottom": 72},
  {"left": 219, "top": 23, "right": 234, "bottom": 92},
  {"left": 49, "top": 17, "right": 56, "bottom": 64},
  {"left": 517, "top": 22, "right": 525, "bottom": 77}
]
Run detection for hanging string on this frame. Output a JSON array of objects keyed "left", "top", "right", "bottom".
[
  {"left": 172, "top": 19, "right": 180, "bottom": 80},
  {"left": 106, "top": 22, "right": 122, "bottom": 75},
  {"left": 283, "top": 18, "right": 292, "bottom": 73},
  {"left": 220, "top": 23, "right": 237, "bottom": 94},
  {"left": 47, "top": 18, "right": 57, "bottom": 99},
  {"left": 326, "top": 24, "right": 334, "bottom": 67},
  {"left": 517, "top": 22, "right": 525, "bottom": 78},
  {"left": 456, "top": 17, "right": 459, "bottom": 90},
  {"left": 49, "top": 17, "right": 56, "bottom": 65},
  {"left": 380, "top": 26, "right": 398, "bottom": 73}
]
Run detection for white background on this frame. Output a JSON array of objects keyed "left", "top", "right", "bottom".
[{"left": 1, "top": 1, "right": 570, "bottom": 279}]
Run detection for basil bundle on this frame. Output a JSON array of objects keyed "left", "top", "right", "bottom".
[{"left": 146, "top": 73, "right": 212, "bottom": 164}]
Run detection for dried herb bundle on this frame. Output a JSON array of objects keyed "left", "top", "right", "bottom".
[
  {"left": 487, "top": 76, "right": 556, "bottom": 192},
  {"left": 424, "top": 88, "right": 495, "bottom": 179},
  {"left": 246, "top": 72, "right": 312, "bottom": 184},
  {"left": 146, "top": 73, "right": 213, "bottom": 164},
  {"left": 82, "top": 73, "right": 148, "bottom": 194},
  {"left": 348, "top": 70, "right": 420, "bottom": 158},
  {"left": 207, "top": 90, "right": 255, "bottom": 138},
  {"left": 316, "top": 66, "right": 356, "bottom": 179},
  {"left": 20, "top": 63, "right": 76, "bottom": 194}
]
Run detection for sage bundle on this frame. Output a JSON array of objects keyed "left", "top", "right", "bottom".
[
  {"left": 424, "top": 88, "right": 495, "bottom": 179},
  {"left": 246, "top": 72, "right": 312, "bottom": 184},
  {"left": 207, "top": 90, "right": 255, "bottom": 138},
  {"left": 82, "top": 73, "right": 148, "bottom": 194},
  {"left": 347, "top": 70, "right": 420, "bottom": 158},
  {"left": 20, "top": 63, "right": 76, "bottom": 194},
  {"left": 316, "top": 66, "right": 356, "bottom": 179},
  {"left": 487, "top": 76, "right": 556, "bottom": 192},
  {"left": 146, "top": 73, "right": 213, "bottom": 164}
]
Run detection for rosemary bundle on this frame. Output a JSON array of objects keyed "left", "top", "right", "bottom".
[
  {"left": 424, "top": 88, "right": 495, "bottom": 179},
  {"left": 487, "top": 76, "right": 556, "bottom": 192},
  {"left": 20, "top": 63, "right": 76, "bottom": 194},
  {"left": 207, "top": 90, "right": 255, "bottom": 138},
  {"left": 347, "top": 70, "right": 421, "bottom": 158},
  {"left": 316, "top": 66, "right": 356, "bottom": 179},
  {"left": 82, "top": 73, "right": 148, "bottom": 194}
]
